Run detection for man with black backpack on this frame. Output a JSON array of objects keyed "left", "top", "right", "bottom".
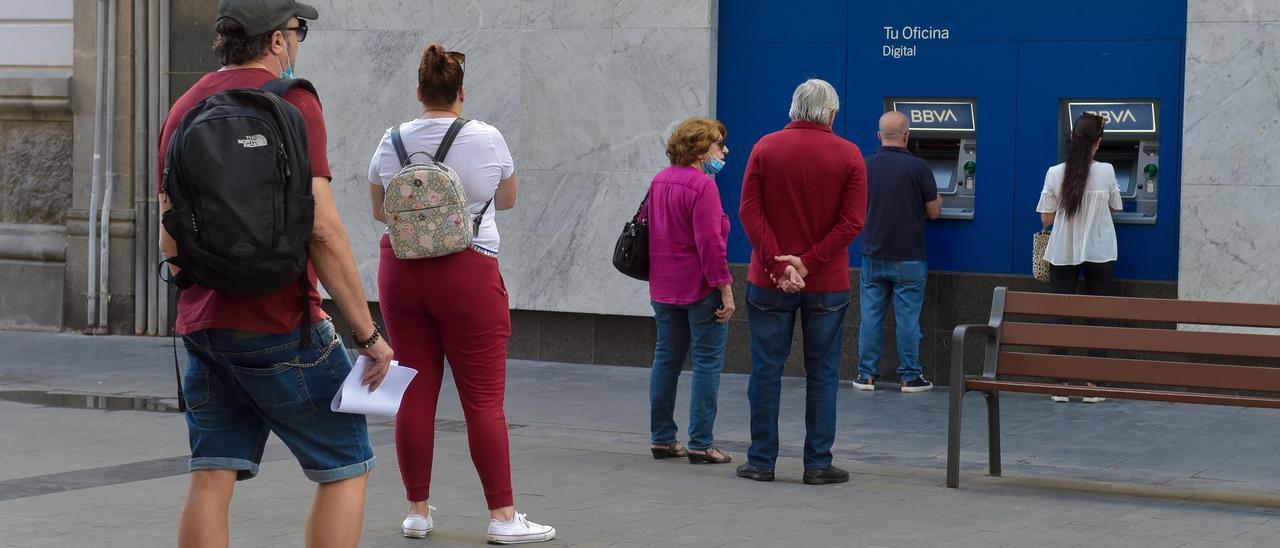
[{"left": 157, "top": 2, "right": 392, "bottom": 546}]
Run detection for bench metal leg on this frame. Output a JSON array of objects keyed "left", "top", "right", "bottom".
[
  {"left": 946, "top": 380, "right": 964, "bottom": 488},
  {"left": 984, "top": 390, "right": 1001, "bottom": 477}
]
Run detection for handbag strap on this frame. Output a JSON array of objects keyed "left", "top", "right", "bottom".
[{"left": 633, "top": 191, "right": 650, "bottom": 223}]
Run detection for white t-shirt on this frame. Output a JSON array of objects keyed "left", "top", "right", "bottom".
[
  {"left": 368, "top": 117, "right": 514, "bottom": 254},
  {"left": 1036, "top": 161, "right": 1123, "bottom": 266}
]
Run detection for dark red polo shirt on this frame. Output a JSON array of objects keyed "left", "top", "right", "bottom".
[
  {"left": 738, "top": 121, "right": 867, "bottom": 292},
  {"left": 157, "top": 68, "right": 330, "bottom": 335}
]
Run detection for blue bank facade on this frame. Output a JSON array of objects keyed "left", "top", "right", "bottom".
[{"left": 717, "top": 0, "right": 1187, "bottom": 281}]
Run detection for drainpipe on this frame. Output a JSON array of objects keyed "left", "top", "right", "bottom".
[
  {"left": 146, "top": 0, "right": 160, "bottom": 335},
  {"left": 157, "top": 0, "right": 171, "bottom": 335},
  {"left": 134, "top": 0, "right": 148, "bottom": 334},
  {"left": 97, "top": 0, "right": 119, "bottom": 330},
  {"left": 85, "top": 0, "right": 108, "bottom": 333}
]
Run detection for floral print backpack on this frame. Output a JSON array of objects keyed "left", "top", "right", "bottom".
[{"left": 384, "top": 119, "right": 492, "bottom": 259}]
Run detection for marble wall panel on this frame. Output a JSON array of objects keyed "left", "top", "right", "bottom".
[
  {"left": 517, "top": 29, "right": 614, "bottom": 172},
  {"left": 496, "top": 170, "right": 652, "bottom": 316},
  {"left": 300, "top": 0, "right": 715, "bottom": 316},
  {"left": 614, "top": 0, "right": 714, "bottom": 29},
  {"left": 609, "top": 28, "right": 715, "bottom": 172},
  {"left": 1189, "top": 1, "right": 1280, "bottom": 23},
  {"left": 1178, "top": 184, "right": 1280, "bottom": 305},
  {"left": 521, "top": 0, "right": 614, "bottom": 29},
  {"left": 1181, "top": 22, "right": 1280, "bottom": 187},
  {"left": 1181, "top": 2, "right": 1280, "bottom": 311}
]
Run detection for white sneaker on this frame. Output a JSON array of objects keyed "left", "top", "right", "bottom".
[
  {"left": 1050, "top": 395, "right": 1070, "bottom": 403},
  {"left": 486, "top": 512, "right": 556, "bottom": 544},
  {"left": 401, "top": 505, "right": 436, "bottom": 539}
]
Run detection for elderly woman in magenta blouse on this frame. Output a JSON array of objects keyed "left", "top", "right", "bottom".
[{"left": 646, "top": 117, "right": 735, "bottom": 465}]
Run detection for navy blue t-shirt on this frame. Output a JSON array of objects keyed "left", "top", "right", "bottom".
[{"left": 860, "top": 146, "right": 938, "bottom": 261}]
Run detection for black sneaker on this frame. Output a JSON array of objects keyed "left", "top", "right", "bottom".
[
  {"left": 803, "top": 465, "right": 850, "bottom": 485},
  {"left": 736, "top": 462, "right": 774, "bottom": 482},
  {"left": 851, "top": 375, "right": 875, "bottom": 391},
  {"left": 900, "top": 377, "right": 934, "bottom": 393}
]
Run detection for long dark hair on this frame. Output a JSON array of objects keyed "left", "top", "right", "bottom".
[{"left": 1060, "top": 113, "right": 1105, "bottom": 218}]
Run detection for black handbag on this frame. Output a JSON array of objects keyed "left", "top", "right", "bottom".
[{"left": 612, "top": 193, "right": 650, "bottom": 281}]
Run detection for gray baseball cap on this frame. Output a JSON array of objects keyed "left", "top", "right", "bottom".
[{"left": 217, "top": 0, "right": 319, "bottom": 37}]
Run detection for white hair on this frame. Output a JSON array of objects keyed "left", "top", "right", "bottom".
[{"left": 788, "top": 79, "right": 840, "bottom": 124}]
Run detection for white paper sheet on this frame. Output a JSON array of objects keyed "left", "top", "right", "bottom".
[{"left": 330, "top": 356, "right": 417, "bottom": 417}]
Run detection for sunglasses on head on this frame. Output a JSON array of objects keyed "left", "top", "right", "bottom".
[
  {"left": 283, "top": 18, "right": 308, "bottom": 42},
  {"left": 446, "top": 50, "right": 466, "bottom": 73}
]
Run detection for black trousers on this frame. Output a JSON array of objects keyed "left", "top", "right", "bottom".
[
  {"left": 1048, "top": 261, "right": 1116, "bottom": 359},
  {"left": 1048, "top": 261, "right": 1116, "bottom": 296}
]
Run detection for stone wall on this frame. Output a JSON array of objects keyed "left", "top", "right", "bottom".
[
  {"left": 0, "top": 121, "right": 72, "bottom": 225},
  {"left": 284, "top": 0, "right": 718, "bottom": 317},
  {"left": 1180, "top": 1, "right": 1280, "bottom": 309}
]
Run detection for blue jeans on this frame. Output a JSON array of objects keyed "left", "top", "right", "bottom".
[
  {"left": 650, "top": 291, "right": 729, "bottom": 451},
  {"left": 857, "top": 257, "right": 928, "bottom": 382},
  {"left": 745, "top": 283, "right": 849, "bottom": 470},
  {"left": 181, "top": 319, "right": 375, "bottom": 483}
]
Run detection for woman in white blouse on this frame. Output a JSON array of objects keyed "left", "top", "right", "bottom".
[{"left": 1035, "top": 112, "right": 1121, "bottom": 403}]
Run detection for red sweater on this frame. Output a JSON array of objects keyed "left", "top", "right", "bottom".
[{"left": 739, "top": 121, "right": 867, "bottom": 292}]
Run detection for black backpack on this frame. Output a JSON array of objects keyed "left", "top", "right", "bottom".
[{"left": 161, "top": 78, "right": 316, "bottom": 297}]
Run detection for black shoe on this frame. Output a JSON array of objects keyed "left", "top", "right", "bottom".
[
  {"left": 803, "top": 465, "right": 850, "bottom": 485},
  {"left": 736, "top": 462, "right": 774, "bottom": 482},
  {"left": 900, "top": 377, "right": 934, "bottom": 393}
]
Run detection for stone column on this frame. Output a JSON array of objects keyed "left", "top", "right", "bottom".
[{"left": 1180, "top": 2, "right": 1280, "bottom": 307}]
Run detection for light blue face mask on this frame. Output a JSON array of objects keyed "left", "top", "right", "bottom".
[
  {"left": 703, "top": 156, "right": 725, "bottom": 176},
  {"left": 276, "top": 50, "right": 296, "bottom": 79}
]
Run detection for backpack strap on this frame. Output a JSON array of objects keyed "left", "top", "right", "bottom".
[
  {"left": 389, "top": 125, "right": 411, "bottom": 167},
  {"left": 434, "top": 118, "right": 470, "bottom": 163},
  {"left": 260, "top": 78, "right": 319, "bottom": 102}
]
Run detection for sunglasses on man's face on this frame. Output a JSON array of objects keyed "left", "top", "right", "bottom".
[{"left": 284, "top": 19, "right": 308, "bottom": 42}]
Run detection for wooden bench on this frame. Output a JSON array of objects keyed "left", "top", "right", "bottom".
[{"left": 945, "top": 287, "right": 1280, "bottom": 488}]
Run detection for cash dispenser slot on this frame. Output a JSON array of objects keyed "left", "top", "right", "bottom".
[
  {"left": 1063, "top": 100, "right": 1159, "bottom": 224},
  {"left": 888, "top": 98, "right": 977, "bottom": 220}
]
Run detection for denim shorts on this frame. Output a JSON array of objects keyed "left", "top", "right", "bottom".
[{"left": 181, "top": 318, "right": 375, "bottom": 483}]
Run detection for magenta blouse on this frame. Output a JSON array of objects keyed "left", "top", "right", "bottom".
[{"left": 646, "top": 165, "right": 733, "bottom": 305}]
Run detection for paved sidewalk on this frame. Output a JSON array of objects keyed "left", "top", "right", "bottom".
[{"left": 1, "top": 330, "right": 1279, "bottom": 547}]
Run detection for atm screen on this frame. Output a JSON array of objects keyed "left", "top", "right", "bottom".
[
  {"left": 1108, "top": 158, "right": 1135, "bottom": 196},
  {"left": 927, "top": 158, "right": 955, "bottom": 191}
]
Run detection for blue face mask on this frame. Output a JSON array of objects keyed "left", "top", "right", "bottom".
[
  {"left": 276, "top": 50, "right": 296, "bottom": 79},
  {"left": 703, "top": 156, "right": 725, "bottom": 176}
]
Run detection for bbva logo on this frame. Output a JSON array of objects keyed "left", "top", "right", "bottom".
[
  {"left": 1086, "top": 109, "right": 1137, "bottom": 124},
  {"left": 909, "top": 109, "right": 958, "bottom": 124}
]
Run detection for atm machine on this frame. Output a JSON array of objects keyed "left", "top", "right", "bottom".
[
  {"left": 1061, "top": 100, "right": 1159, "bottom": 224},
  {"left": 886, "top": 98, "right": 977, "bottom": 220}
]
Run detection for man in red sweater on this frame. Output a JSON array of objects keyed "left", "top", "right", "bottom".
[
  {"left": 158, "top": 1, "right": 391, "bottom": 546},
  {"left": 736, "top": 79, "right": 867, "bottom": 485}
]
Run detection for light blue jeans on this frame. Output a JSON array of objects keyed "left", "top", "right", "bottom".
[
  {"left": 857, "top": 257, "right": 928, "bottom": 382},
  {"left": 649, "top": 291, "right": 728, "bottom": 451}
]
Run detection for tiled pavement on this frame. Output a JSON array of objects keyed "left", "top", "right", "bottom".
[{"left": 1, "top": 331, "right": 1279, "bottom": 547}]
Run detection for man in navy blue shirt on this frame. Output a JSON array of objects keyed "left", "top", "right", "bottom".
[{"left": 853, "top": 111, "right": 942, "bottom": 392}]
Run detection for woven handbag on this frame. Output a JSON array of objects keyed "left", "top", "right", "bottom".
[{"left": 1032, "top": 226, "right": 1051, "bottom": 282}]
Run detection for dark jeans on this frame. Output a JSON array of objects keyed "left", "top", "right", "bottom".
[
  {"left": 745, "top": 283, "right": 850, "bottom": 470},
  {"left": 649, "top": 291, "right": 729, "bottom": 451},
  {"left": 1048, "top": 261, "right": 1116, "bottom": 358}
]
